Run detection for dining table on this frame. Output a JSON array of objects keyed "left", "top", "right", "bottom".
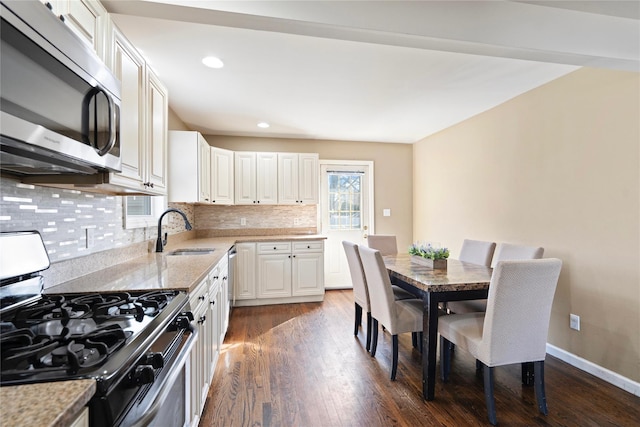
[{"left": 382, "top": 254, "right": 493, "bottom": 401}]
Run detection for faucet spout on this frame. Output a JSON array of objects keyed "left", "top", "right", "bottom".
[{"left": 155, "top": 208, "right": 193, "bottom": 253}]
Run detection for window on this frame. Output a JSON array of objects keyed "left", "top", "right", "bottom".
[
  {"left": 123, "top": 196, "right": 166, "bottom": 229},
  {"left": 327, "top": 172, "right": 362, "bottom": 230}
]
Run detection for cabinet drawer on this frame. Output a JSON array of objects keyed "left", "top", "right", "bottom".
[
  {"left": 189, "top": 279, "right": 209, "bottom": 310},
  {"left": 293, "top": 240, "right": 324, "bottom": 253},
  {"left": 257, "top": 241, "right": 292, "bottom": 254}
]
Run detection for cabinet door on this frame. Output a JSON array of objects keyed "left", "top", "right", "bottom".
[
  {"left": 188, "top": 292, "right": 207, "bottom": 427},
  {"left": 53, "top": 0, "right": 107, "bottom": 59},
  {"left": 298, "top": 153, "right": 319, "bottom": 204},
  {"left": 207, "top": 278, "right": 220, "bottom": 384},
  {"left": 292, "top": 252, "right": 324, "bottom": 296},
  {"left": 211, "top": 147, "right": 234, "bottom": 204},
  {"left": 234, "top": 152, "right": 256, "bottom": 205},
  {"left": 234, "top": 243, "right": 256, "bottom": 300},
  {"left": 110, "top": 27, "right": 145, "bottom": 189},
  {"left": 278, "top": 153, "right": 299, "bottom": 204},
  {"left": 146, "top": 70, "right": 168, "bottom": 194},
  {"left": 198, "top": 135, "right": 211, "bottom": 203},
  {"left": 256, "top": 152, "right": 278, "bottom": 204},
  {"left": 257, "top": 254, "right": 292, "bottom": 298}
]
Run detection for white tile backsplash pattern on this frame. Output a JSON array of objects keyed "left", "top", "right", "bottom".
[{"left": 0, "top": 176, "right": 157, "bottom": 262}]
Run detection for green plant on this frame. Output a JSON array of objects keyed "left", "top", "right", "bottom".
[{"left": 408, "top": 243, "right": 450, "bottom": 260}]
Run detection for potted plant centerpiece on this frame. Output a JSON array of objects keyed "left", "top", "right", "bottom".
[{"left": 408, "top": 242, "right": 450, "bottom": 269}]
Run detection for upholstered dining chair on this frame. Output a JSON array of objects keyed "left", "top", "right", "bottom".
[
  {"left": 342, "top": 241, "right": 416, "bottom": 353},
  {"left": 367, "top": 234, "right": 398, "bottom": 256},
  {"left": 439, "top": 259, "right": 562, "bottom": 425},
  {"left": 449, "top": 243, "right": 544, "bottom": 314},
  {"left": 458, "top": 239, "right": 496, "bottom": 267},
  {"left": 367, "top": 234, "right": 415, "bottom": 300},
  {"left": 358, "top": 245, "right": 423, "bottom": 380}
]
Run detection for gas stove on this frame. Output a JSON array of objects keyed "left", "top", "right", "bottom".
[{"left": 0, "top": 232, "right": 196, "bottom": 427}]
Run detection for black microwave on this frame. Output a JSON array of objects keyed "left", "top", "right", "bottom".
[{"left": 0, "top": 0, "right": 121, "bottom": 175}]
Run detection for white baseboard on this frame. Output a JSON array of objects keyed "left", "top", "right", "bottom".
[{"left": 546, "top": 343, "right": 640, "bottom": 397}]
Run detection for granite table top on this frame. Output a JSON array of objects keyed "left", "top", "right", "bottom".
[{"left": 383, "top": 254, "right": 494, "bottom": 293}]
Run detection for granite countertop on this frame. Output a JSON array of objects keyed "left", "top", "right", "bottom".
[
  {"left": 0, "top": 380, "right": 95, "bottom": 427},
  {"left": 46, "top": 234, "right": 326, "bottom": 295}
]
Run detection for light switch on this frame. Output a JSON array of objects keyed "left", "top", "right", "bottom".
[{"left": 383, "top": 209, "right": 391, "bottom": 217}]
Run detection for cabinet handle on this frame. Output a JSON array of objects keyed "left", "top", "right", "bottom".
[
  {"left": 199, "top": 295, "right": 205, "bottom": 301},
  {"left": 198, "top": 315, "right": 206, "bottom": 324},
  {"left": 210, "top": 300, "right": 215, "bottom": 305}
]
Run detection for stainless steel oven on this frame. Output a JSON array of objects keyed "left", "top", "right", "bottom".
[{"left": 0, "top": 0, "right": 121, "bottom": 175}]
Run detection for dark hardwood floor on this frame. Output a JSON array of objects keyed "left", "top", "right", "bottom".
[{"left": 201, "top": 290, "right": 639, "bottom": 426}]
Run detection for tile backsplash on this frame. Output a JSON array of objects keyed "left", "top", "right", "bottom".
[
  {"left": 1, "top": 176, "right": 319, "bottom": 267},
  {"left": 0, "top": 176, "right": 154, "bottom": 262}
]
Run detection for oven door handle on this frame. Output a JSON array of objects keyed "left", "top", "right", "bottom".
[{"left": 130, "top": 325, "right": 197, "bottom": 427}]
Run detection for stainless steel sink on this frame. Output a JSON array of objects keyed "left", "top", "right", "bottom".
[{"left": 166, "top": 248, "right": 216, "bottom": 256}]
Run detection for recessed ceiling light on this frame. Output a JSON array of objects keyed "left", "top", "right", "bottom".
[
  {"left": 202, "top": 56, "right": 224, "bottom": 69},
  {"left": 257, "top": 122, "right": 270, "bottom": 128}
]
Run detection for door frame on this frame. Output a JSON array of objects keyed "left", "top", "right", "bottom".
[{"left": 319, "top": 159, "right": 375, "bottom": 289}]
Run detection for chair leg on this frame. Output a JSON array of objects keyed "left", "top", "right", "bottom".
[
  {"left": 419, "top": 332, "right": 423, "bottom": 353},
  {"left": 412, "top": 332, "right": 417, "bottom": 348},
  {"left": 391, "top": 335, "right": 399, "bottom": 380},
  {"left": 534, "top": 361, "right": 548, "bottom": 415},
  {"left": 522, "top": 361, "right": 535, "bottom": 386},
  {"left": 483, "top": 364, "right": 498, "bottom": 426},
  {"left": 370, "top": 319, "right": 379, "bottom": 357},
  {"left": 440, "top": 336, "right": 451, "bottom": 381},
  {"left": 354, "top": 303, "right": 362, "bottom": 336},
  {"left": 365, "top": 312, "right": 372, "bottom": 352}
]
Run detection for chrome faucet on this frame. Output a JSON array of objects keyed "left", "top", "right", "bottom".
[{"left": 155, "top": 208, "right": 193, "bottom": 252}]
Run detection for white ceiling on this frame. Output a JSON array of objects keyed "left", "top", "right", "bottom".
[{"left": 103, "top": 0, "right": 639, "bottom": 144}]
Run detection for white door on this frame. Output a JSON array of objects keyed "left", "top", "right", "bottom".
[{"left": 320, "top": 161, "right": 374, "bottom": 289}]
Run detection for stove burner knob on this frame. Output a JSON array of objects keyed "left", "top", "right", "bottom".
[
  {"left": 174, "top": 314, "right": 192, "bottom": 329},
  {"left": 134, "top": 365, "right": 155, "bottom": 385},
  {"left": 144, "top": 352, "right": 164, "bottom": 369}
]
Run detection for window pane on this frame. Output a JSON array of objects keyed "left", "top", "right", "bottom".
[
  {"left": 126, "top": 196, "right": 151, "bottom": 216},
  {"left": 327, "top": 172, "right": 362, "bottom": 230}
]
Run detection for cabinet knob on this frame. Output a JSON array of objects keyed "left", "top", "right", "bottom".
[
  {"left": 199, "top": 295, "right": 205, "bottom": 301},
  {"left": 273, "top": 247, "right": 277, "bottom": 250}
]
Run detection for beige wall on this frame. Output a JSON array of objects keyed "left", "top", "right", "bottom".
[
  {"left": 413, "top": 68, "right": 640, "bottom": 382},
  {"left": 205, "top": 136, "right": 414, "bottom": 250},
  {"left": 168, "top": 107, "right": 190, "bottom": 131}
]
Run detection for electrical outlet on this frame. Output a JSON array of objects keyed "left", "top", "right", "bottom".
[
  {"left": 570, "top": 313, "right": 580, "bottom": 331},
  {"left": 240, "top": 218, "right": 246, "bottom": 226},
  {"left": 85, "top": 228, "right": 95, "bottom": 249},
  {"left": 294, "top": 218, "right": 301, "bottom": 226}
]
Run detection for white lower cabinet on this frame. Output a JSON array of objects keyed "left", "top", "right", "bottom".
[
  {"left": 186, "top": 255, "right": 230, "bottom": 427},
  {"left": 234, "top": 243, "right": 257, "bottom": 301},
  {"left": 235, "top": 240, "right": 324, "bottom": 307},
  {"left": 69, "top": 407, "right": 89, "bottom": 427},
  {"left": 187, "top": 276, "right": 209, "bottom": 427}
]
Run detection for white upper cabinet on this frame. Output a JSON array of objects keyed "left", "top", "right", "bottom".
[
  {"left": 278, "top": 153, "right": 319, "bottom": 204},
  {"left": 168, "top": 131, "right": 211, "bottom": 203},
  {"left": 234, "top": 152, "right": 278, "bottom": 205},
  {"left": 210, "top": 147, "right": 234, "bottom": 205},
  {"left": 109, "top": 26, "right": 146, "bottom": 189},
  {"left": 43, "top": 0, "right": 108, "bottom": 60},
  {"left": 146, "top": 69, "right": 168, "bottom": 193}
]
